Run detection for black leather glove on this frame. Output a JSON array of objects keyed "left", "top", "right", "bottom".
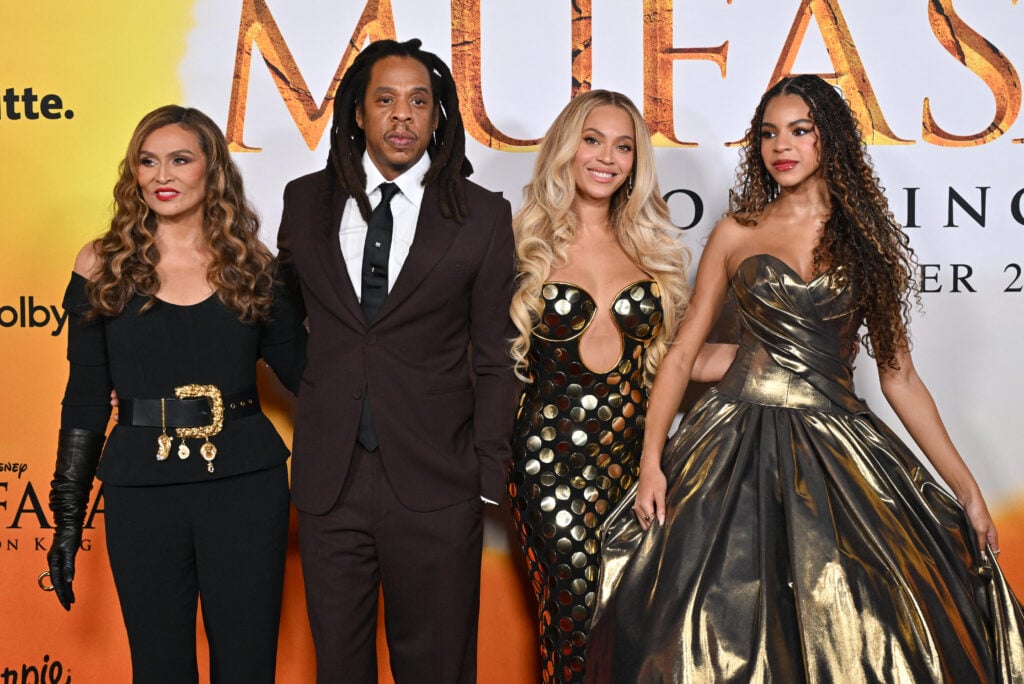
[{"left": 47, "top": 429, "right": 104, "bottom": 611}]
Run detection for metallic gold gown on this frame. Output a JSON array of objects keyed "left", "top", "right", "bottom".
[
  {"left": 509, "top": 280, "right": 662, "bottom": 683},
  {"left": 587, "top": 254, "right": 1024, "bottom": 683}
]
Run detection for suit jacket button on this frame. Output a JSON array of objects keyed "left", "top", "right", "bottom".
[
  {"left": 352, "top": 390, "right": 363, "bottom": 400},
  {"left": 366, "top": 334, "right": 377, "bottom": 345}
]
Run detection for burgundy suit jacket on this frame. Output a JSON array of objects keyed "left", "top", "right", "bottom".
[{"left": 277, "top": 170, "right": 519, "bottom": 514}]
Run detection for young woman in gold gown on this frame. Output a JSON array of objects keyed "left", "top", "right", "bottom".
[{"left": 587, "top": 75, "right": 1024, "bottom": 683}]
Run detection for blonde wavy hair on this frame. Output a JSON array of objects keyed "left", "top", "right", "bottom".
[
  {"left": 510, "top": 90, "right": 690, "bottom": 386},
  {"left": 87, "top": 105, "right": 275, "bottom": 323}
]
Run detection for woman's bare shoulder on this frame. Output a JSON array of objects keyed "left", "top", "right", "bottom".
[
  {"left": 73, "top": 241, "right": 101, "bottom": 279},
  {"left": 704, "top": 214, "right": 753, "bottom": 256}
]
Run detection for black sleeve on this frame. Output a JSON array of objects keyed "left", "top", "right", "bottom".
[
  {"left": 258, "top": 275, "right": 308, "bottom": 396},
  {"left": 59, "top": 274, "right": 113, "bottom": 433},
  {"left": 276, "top": 179, "right": 307, "bottom": 321}
]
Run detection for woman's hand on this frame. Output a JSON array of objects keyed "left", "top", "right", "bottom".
[
  {"left": 960, "top": 487, "right": 999, "bottom": 559},
  {"left": 633, "top": 463, "right": 667, "bottom": 530},
  {"left": 875, "top": 350, "right": 1001, "bottom": 562}
]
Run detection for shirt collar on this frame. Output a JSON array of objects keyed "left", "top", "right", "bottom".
[{"left": 362, "top": 151, "right": 430, "bottom": 210}]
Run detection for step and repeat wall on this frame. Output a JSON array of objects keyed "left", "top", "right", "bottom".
[{"left": 2, "top": 1, "right": 1023, "bottom": 682}]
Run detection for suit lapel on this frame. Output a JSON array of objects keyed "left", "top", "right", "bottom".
[
  {"left": 376, "top": 184, "right": 460, "bottom": 321},
  {"left": 313, "top": 183, "right": 364, "bottom": 323}
]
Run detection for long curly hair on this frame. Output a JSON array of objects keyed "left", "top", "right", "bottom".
[
  {"left": 511, "top": 90, "right": 690, "bottom": 386},
  {"left": 87, "top": 105, "right": 275, "bottom": 322},
  {"left": 730, "top": 75, "right": 917, "bottom": 369},
  {"left": 322, "top": 38, "right": 472, "bottom": 229}
]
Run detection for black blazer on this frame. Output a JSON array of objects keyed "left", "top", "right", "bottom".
[{"left": 277, "top": 170, "right": 519, "bottom": 514}]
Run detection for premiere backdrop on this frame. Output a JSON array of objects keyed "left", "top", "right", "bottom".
[{"left": 2, "top": 1, "right": 1023, "bottom": 682}]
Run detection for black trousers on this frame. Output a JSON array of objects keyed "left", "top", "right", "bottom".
[
  {"left": 104, "top": 464, "right": 289, "bottom": 684},
  {"left": 299, "top": 444, "right": 484, "bottom": 684}
]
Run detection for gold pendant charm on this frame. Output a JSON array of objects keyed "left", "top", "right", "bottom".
[
  {"left": 201, "top": 441, "right": 217, "bottom": 474},
  {"left": 156, "top": 433, "right": 172, "bottom": 461},
  {"left": 178, "top": 442, "right": 191, "bottom": 459}
]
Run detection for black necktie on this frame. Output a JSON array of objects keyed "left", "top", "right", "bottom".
[
  {"left": 357, "top": 182, "right": 399, "bottom": 451},
  {"left": 360, "top": 182, "right": 400, "bottom": 322}
]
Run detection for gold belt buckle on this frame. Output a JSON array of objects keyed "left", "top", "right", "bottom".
[{"left": 173, "top": 384, "right": 224, "bottom": 439}]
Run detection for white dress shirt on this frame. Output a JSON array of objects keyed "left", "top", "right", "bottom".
[
  {"left": 340, "top": 153, "right": 499, "bottom": 505},
  {"left": 339, "top": 152, "right": 431, "bottom": 299}
]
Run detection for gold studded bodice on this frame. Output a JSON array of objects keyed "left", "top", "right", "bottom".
[{"left": 508, "top": 279, "right": 663, "bottom": 683}]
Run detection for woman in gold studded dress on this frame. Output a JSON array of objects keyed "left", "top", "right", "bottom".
[
  {"left": 507, "top": 90, "right": 735, "bottom": 683},
  {"left": 586, "top": 75, "right": 1024, "bottom": 683}
]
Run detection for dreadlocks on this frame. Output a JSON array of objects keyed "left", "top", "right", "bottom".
[{"left": 323, "top": 38, "right": 473, "bottom": 230}]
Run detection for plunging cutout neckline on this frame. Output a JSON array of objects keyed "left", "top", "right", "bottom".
[{"left": 544, "top": 278, "right": 657, "bottom": 375}]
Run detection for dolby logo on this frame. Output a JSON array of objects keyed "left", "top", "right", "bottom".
[{"left": 0, "top": 296, "right": 68, "bottom": 336}]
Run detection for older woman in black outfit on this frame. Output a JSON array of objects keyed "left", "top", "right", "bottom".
[{"left": 43, "top": 105, "right": 305, "bottom": 683}]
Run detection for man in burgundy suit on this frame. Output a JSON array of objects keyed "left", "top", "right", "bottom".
[{"left": 277, "top": 39, "right": 519, "bottom": 682}]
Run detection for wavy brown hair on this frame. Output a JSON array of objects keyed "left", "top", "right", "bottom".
[
  {"left": 87, "top": 105, "right": 274, "bottom": 322},
  {"left": 511, "top": 90, "right": 690, "bottom": 386},
  {"left": 730, "top": 75, "right": 917, "bottom": 369}
]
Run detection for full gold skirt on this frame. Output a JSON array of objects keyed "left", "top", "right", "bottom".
[{"left": 587, "top": 256, "right": 1024, "bottom": 683}]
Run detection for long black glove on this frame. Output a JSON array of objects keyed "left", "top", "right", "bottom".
[{"left": 47, "top": 428, "right": 104, "bottom": 611}]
